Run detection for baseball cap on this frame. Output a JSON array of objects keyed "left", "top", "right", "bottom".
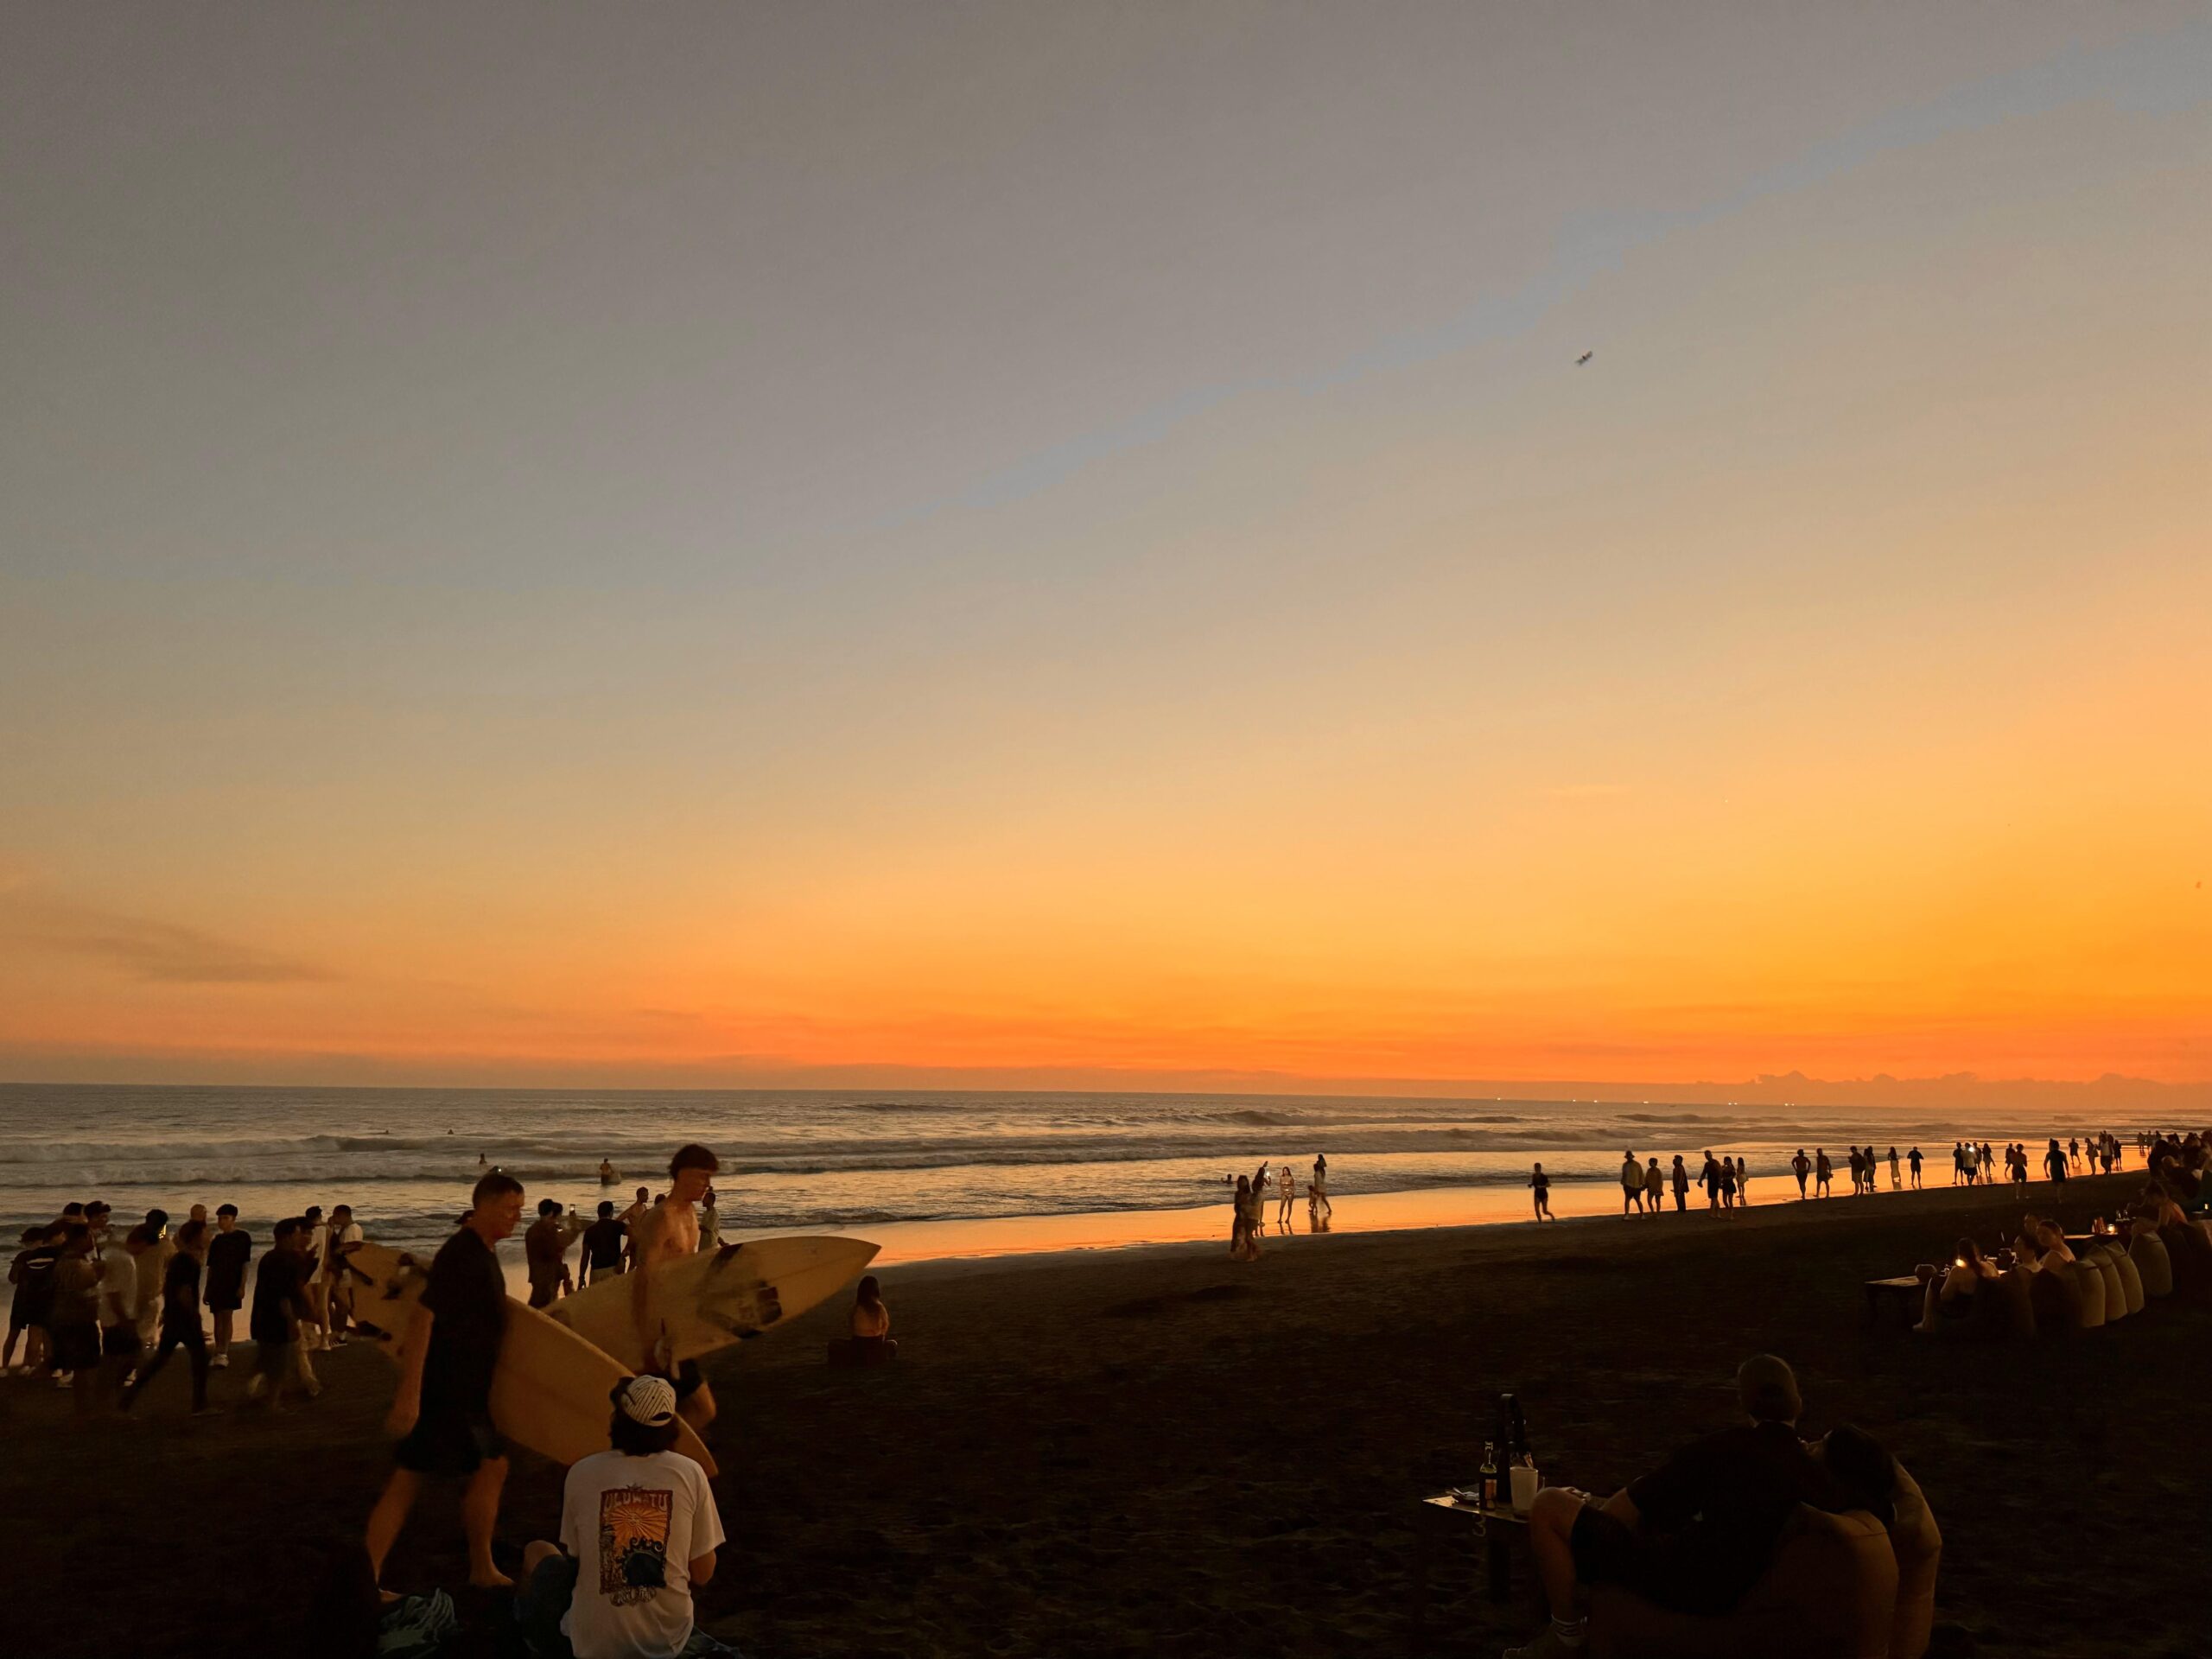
[{"left": 613, "top": 1375, "right": 678, "bottom": 1427}]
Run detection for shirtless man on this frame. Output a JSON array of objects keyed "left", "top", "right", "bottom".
[{"left": 629, "top": 1144, "right": 722, "bottom": 1432}]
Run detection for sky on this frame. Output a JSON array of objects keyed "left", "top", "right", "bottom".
[{"left": 3, "top": 5, "right": 2209, "bottom": 1094}]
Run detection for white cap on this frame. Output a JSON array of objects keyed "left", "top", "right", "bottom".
[{"left": 615, "top": 1374, "right": 678, "bottom": 1427}]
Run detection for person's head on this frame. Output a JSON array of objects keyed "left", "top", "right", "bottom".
[
  {"left": 1236, "top": 1174, "right": 1250, "bottom": 1194},
  {"left": 2012, "top": 1230, "right": 2041, "bottom": 1263},
  {"left": 188, "top": 1204, "right": 207, "bottom": 1226},
  {"left": 1532, "top": 1161, "right": 1543, "bottom": 1173},
  {"left": 537, "top": 1198, "right": 563, "bottom": 1218},
  {"left": 469, "top": 1171, "right": 525, "bottom": 1242},
  {"left": 18, "top": 1224, "right": 43, "bottom": 1246},
  {"left": 1820, "top": 1425, "right": 1897, "bottom": 1526},
  {"left": 596, "top": 1200, "right": 615, "bottom": 1219},
  {"left": 607, "top": 1375, "right": 682, "bottom": 1457},
  {"left": 332, "top": 1205, "right": 352, "bottom": 1224},
  {"left": 61, "top": 1201, "right": 85, "bottom": 1223},
  {"left": 668, "top": 1144, "right": 720, "bottom": 1204},
  {"left": 855, "top": 1274, "right": 882, "bottom": 1308},
  {"left": 635, "top": 1186, "right": 649, "bottom": 1204},
  {"left": 1954, "top": 1237, "right": 1986, "bottom": 1273},
  {"left": 2034, "top": 1219, "right": 2065, "bottom": 1250},
  {"left": 60, "top": 1222, "right": 92, "bottom": 1256},
  {"left": 86, "top": 1200, "right": 111, "bottom": 1230},
  {"left": 1736, "top": 1354, "right": 1802, "bottom": 1426},
  {"left": 175, "top": 1219, "right": 209, "bottom": 1257},
  {"left": 272, "top": 1216, "right": 303, "bottom": 1248},
  {"left": 304, "top": 1205, "right": 323, "bottom": 1224}
]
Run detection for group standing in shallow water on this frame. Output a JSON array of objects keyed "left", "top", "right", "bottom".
[{"left": 1228, "top": 1154, "right": 1332, "bottom": 1257}]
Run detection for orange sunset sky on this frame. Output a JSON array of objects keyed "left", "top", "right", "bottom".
[{"left": 3, "top": 7, "right": 2209, "bottom": 1096}]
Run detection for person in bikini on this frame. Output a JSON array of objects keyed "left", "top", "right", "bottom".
[{"left": 630, "top": 1144, "right": 722, "bottom": 1433}]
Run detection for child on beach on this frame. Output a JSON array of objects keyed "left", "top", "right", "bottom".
[
  {"left": 1529, "top": 1163, "right": 1554, "bottom": 1221},
  {"left": 1643, "top": 1158, "right": 1663, "bottom": 1216}
]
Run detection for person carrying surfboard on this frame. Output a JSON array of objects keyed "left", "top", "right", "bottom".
[
  {"left": 366, "top": 1168, "right": 526, "bottom": 1598},
  {"left": 629, "top": 1143, "right": 722, "bottom": 1433}
]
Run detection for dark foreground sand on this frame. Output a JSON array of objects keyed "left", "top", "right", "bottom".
[{"left": 6, "top": 1171, "right": 2207, "bottom": 1658}]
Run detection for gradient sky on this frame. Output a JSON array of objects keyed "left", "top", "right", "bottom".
[{"left": 3, "top": 5, "right": 2209, "bottom": 1090}]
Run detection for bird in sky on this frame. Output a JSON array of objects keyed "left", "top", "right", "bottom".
[{"left": 1575, "top": 350, "right": 1593, "bottom": 365}]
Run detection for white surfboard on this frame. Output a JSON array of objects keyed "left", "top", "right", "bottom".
[
  {"left": 344, "top": 1239, "right": 717, "bottom": 1476},
  {"left": 550, "top": 1234, "right": 880, "bottom": 1374}
]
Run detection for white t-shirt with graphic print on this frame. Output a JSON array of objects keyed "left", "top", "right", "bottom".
[{"left": 558, "top": 1449, "right": 726, "bottom": 1659}]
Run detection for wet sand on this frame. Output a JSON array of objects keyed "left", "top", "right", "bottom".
[{"left": 5, "top": 1169, "right": 2206, "bottom": 1658}]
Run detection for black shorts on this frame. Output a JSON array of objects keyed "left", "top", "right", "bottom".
[
  {"left": 1570, "top": 1503, "right": 1743, "bottom": 1617},
  {"left": 102, "top": 1325, "right": 143, "bottom": 1362},
  {"left": 395, "top": 1408, "right": 506, "bottom": 1477},
  {"left": 205, "top": 1280, "right": 244, "bottom": 1313},
  {"left": 51, "top": 1321, "right": 101, "bottom": 1371}
]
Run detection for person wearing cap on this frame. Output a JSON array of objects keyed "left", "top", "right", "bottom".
[
  {"left": 366, "top": 1169, "right": 526, "bottom": 1597},
  {"left": 516, "top": 1374, "right": 728, "bottom": 1659},
  {"left": 1504, "top": 1355, "right": 1861, "bottom": 1658}
]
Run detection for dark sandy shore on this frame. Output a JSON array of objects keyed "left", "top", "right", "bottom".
[{"left": 6, "top": 1170, "right": 2207, "bottom": 1658}]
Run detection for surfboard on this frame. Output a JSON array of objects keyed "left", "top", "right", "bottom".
[
  {"left": 343, "top": 1240, "right": 717, "bottom": 1476},
  {"left": 550, "top": 1233, "right": 880, "bottom": 1374}
]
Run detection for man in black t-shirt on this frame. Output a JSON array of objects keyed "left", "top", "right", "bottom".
[
  {"left": 245, "top": 1217, "right": 313, "bottom": 1408},
  {"left": 123, "top": 1219, "right": 216, "bottom": 1414},
  {"left": 1505, "top": 1356, "right": 1865, "bottom": 1658},
  {"left": 204, "top": 1205, "right": 253, "bottom": 1369},
  {"left": 365, "top": 1170, "right": 524, "bottom": 1596},
  {"left": 578, "top": 1201, "right": 626, "bottom": 1285}
]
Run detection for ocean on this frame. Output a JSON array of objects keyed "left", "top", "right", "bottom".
[{"left": 0, "top": 1082, "right": 2118, "bottom": 1266}]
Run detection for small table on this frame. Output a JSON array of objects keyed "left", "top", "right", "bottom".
[
  {"left": 1409, "top": 1494, "right": 1529, "bottom": 1651},
  {"left": 1864, "top": 1275, "right": 1923, "bottom": 1324}
]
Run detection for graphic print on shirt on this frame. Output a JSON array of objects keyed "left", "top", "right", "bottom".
[{"left": 597, "top": 1485, "right": 673, "bottom": 1605}]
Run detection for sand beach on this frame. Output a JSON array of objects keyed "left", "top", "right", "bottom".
[{"left": 6, "top": 1168, "right": 2206, "bottom": 1658}]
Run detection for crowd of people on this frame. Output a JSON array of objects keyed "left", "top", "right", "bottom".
[{"left": 4, "top": 1198, "right": 364, "bottom": 1415}]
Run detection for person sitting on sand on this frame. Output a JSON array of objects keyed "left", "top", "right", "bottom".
[
  {"left": 515, "top": 1376, "right": 732, "bottom": 1659},
  {"left": 1913, "top": 1237, "right": 1997, "bottom": 1332},
  {"left": 1789, "top": 1148, "right": 1809, "bottom": 1198},
  {"left": 1529, "top": 1163, "right": 1554, "bottom": 1222},
  {"left": 849, "top": 1274, "right": 895, "bottom": 1355},
  {"left": 365, "top": 1170, "right": 526, "bottom": 1597},
  {"left": 1506, "top": 1355, "right": 1861, "bottom": 1657}
]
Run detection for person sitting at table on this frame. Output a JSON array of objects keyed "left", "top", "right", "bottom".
[
  {"left": 2012, "top": 1230, "right": 2084, "bottom": 1332},
  {"left": 1911, "top": 1238, "right": 1997, "bottom": 1333},
  {"left": 849, "top": 1274, "right": 894, "bottom": 1353},
  {"left": 2031, "top": 1219, "right": 2075, "bottom": 1264},
  {"left": 1504, "top": 1355, "right": 1860, "bottom": 1658}
]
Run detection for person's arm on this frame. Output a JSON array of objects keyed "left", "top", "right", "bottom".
[
  {"left": 689, "top": 1548, "right": 718, "bottom": 1585},
  {"left": 629, "top": 1211, "right": 662, "bottom": 1364},
  {"left": 386, "top": 1305, "right": 435, "bottom": 1436}
]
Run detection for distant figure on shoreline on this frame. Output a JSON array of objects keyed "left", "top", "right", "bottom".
[
  {"left": 1529, "top": 1162, "right": 1554, "bottom": 1221},
  {"left": 1815, "top": 1147, "right": 1834, "bottom": 1197},
  {"left": 1908, "top": 1146, "right": 1923, "bottom": 1188},
  {"left": 1887, "top": 1147, "right": 1901, "bottom": 1191},
  {"left": 597, "top": 1159, "right": 618, "bottom": 1185},
  {"left": 1643, "top": 1158, "right": 1663, "bottom": 1217},
  {"left": 1620, "top": 1151, "right": 1645, "bottom": 1215},
  {"left": 1734, "top": 1156, "right": 1751, "bottom": 1206},
  {"left": 1230, "top": 1175, "right": 1259, "bottom": 1261},
  {"left": 1790, "top": 1148, "right": 1809, "bottom": 1198},
  {"left": 1670, "top": 1154, "right": 1689, "bottom": 1212},
  {"left": 1276, "top": 1165, "right": 1295, "bottom": 1230},
  {"left": 1700, "top": 1150, "right": 1723, "bottom": 1211}
]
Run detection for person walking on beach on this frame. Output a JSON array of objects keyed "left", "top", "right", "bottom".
[
  {"left": 2044, "top": 1139, "right": 2068, "bottom": 1184},
  {"left": 1887, "top": 1147, "right": 1901, "bottom": 1191},
  {"left": 1643, "top": 1158, "right": 1663, "bottom": 1217},
  {"left": 205, "top": 1205, "right": 251, "bottom": 1368},
  {"left": 366, "top": 1169, "right": 526, "bottom": 1597},
  {"left": 1734, "top": 1156, "right": 1751, "bottom": 1206},
  {"left": 524, "top": 1198, "right": 575, "bottom": 1309},
  {"left": 1845, "top": 1147, "right": 1863, "bottom": 1195},
  {"left": 1670, "top": 1155, "right": 1689, "bottom": 1212},
  {"left": 1908, "top": 1146, "right": 1923, "bottom": 1188},
  {"left": 123, "top": 1217, "right": 216, "bottom": 1416},
  {"left": 48, "top": 1225, "right": 101, "bottom": 1414},
  {"left": 1697, "top": 1151, "right": 1721, "bottom": 1211},
  {"left": 1717, "top": 1156, "right": 1737, "bottom": 1211},
  {"left": 1529, "top": 1163, "right": 1554, "bottom": 1221},
  {"left": 1620, "top": 1153, "right": 1645, "bottom": 1215},
  {"left": 630, "top": 1145, "right": 724, "bottom": 1432},
  {"left": 245, "top": 1217, "right": 314, "bottom": 1409},
  {"left": 1980, "top": 1142, "right": 1995, "bottom": 1183},
  {"left": 325, "top": 1204, "right": 364, "bottom": 1345},
  {"left": 579, "top": 1201, "right": 626, "bottom": 1286},
  {"left": 1789, "top": 1149, "right": 1809, "bottom": 1199}
]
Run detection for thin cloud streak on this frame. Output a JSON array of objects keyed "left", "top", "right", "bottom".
[{"left": 2, "top": 899, "right": 334, "bottom": 986}]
